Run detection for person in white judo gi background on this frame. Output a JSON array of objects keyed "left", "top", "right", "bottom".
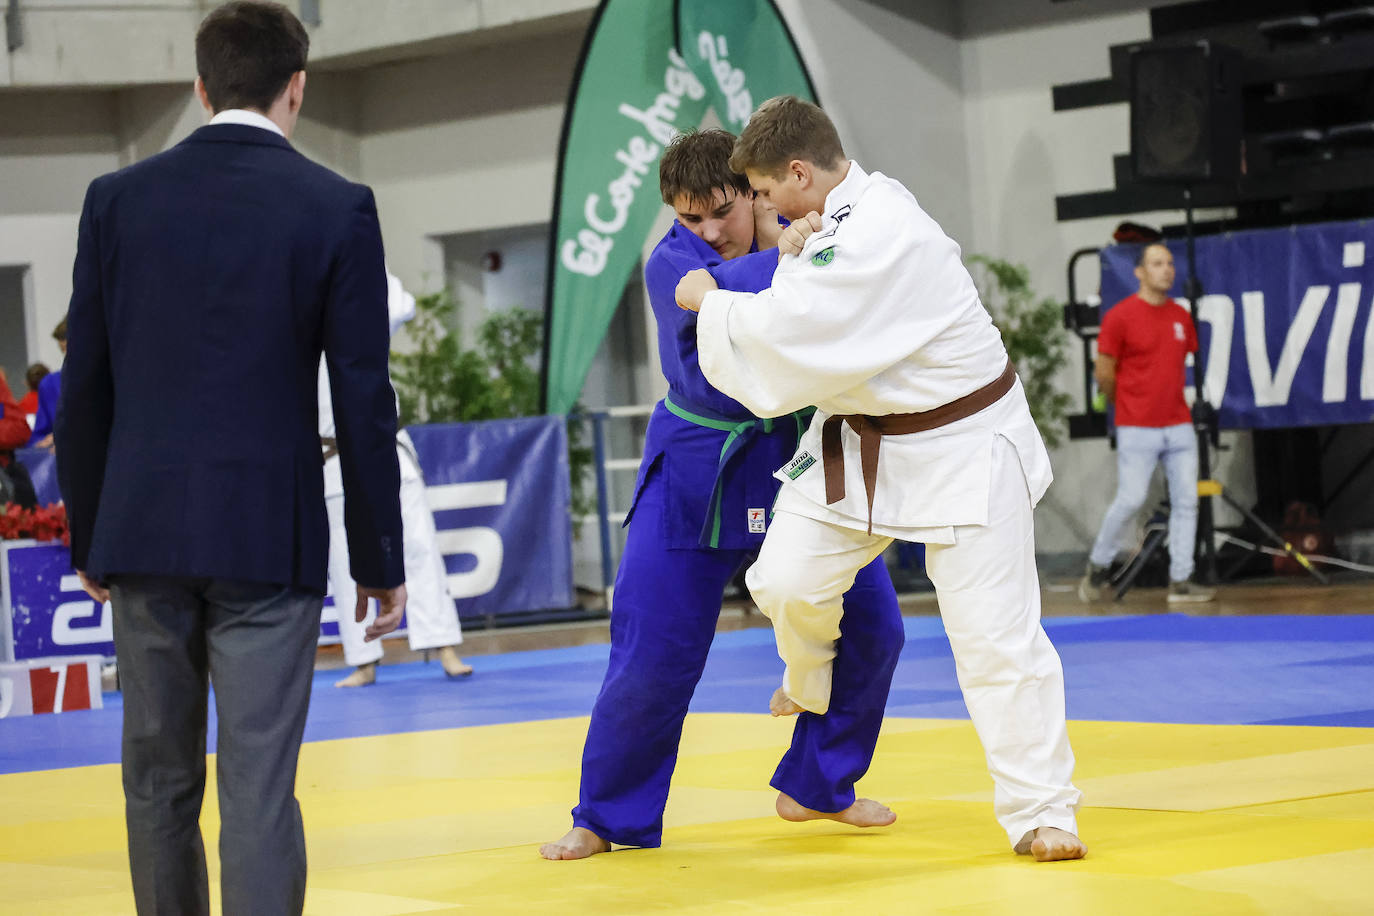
[
  {"left": 675, "top": 96, "right": 1086, "bottom": 862},
  {"left": 323, "top": 272, "right": 473, "bottom": 687}
]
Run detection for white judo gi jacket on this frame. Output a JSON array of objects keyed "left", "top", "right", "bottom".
[
  {"left": 696, "top": 161, "right": 1053, "bottom": 542},
  {"left": 320, "top": 271, "right": 415, "bottom": 498}
]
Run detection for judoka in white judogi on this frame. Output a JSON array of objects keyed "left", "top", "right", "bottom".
[
  {"left": 321, "top": 273, "right": 469, "bottom": 684},
  {"left": 692, "top": 159, "right": 1081, "bottom": 849}
]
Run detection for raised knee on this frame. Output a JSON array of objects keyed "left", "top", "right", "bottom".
[
  {"left": 747, "top": 568, "right": 843, "bottom": 612},
  {"left": 745, "top": 560, "right": 787, "bottom": 608}
]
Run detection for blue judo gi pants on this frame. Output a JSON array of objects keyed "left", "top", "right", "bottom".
[{"left": 571, "top": 457, "right": 905, "bottom": 848}]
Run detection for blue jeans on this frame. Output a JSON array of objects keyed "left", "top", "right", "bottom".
[{"left": 1089, "top": 423, "right": 1199, "bottom": 583}]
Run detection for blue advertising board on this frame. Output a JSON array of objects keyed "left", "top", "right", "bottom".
[
  {"left": 4, "top": 416, "right": 575, "bottom": 661},
  {"left": 1099, "top": 219, "right": 1374, "bottom": 429},
  {"left": 1, "top": 541, "right": 114, "bottom": 662},
  {"left": 407, "top": 415, "right": 575, "bottom": 620}
]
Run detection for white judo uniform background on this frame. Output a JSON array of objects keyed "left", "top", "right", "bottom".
[
  {"left": 696, "top": 161, "right": 1080, "bottom": 845},
  {"left": 320, "top": 274, "right": 463, "bottom": 668}
]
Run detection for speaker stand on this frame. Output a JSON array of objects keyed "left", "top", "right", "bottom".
[{"left": 1183, "top": 187, "right": 1220, "bottom": 585}]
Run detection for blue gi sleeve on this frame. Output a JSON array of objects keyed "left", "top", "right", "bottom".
[{"left": 710, "top": 248, "right": 778, "bottom": 295}]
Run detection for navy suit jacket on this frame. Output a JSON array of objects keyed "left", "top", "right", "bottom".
[{"left": 55, "top": 124, "right": 403, "bottom": 594}]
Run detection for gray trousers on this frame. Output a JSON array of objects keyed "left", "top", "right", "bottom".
[{"left": 110, "top": 575, "right": 323, "bottom": 916}]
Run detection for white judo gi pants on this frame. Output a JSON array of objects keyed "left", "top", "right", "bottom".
[
  {"left": 326, "top": 442, "right": 463, "bottom": 667},
  {"left": 747, "top": 436, "right": 1081, "bottom": 845}
]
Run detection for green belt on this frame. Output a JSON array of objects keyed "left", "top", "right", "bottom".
[{"left": 662, "top": 393, "right": 813, "bottom": 548}]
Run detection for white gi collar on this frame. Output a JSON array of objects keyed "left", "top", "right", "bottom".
[{"left": 823, "top": 160, "right": 868, "bottom": 225}]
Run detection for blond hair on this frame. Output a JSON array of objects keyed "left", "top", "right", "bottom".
[{"left": 729, "top": 95, "right": 845, "bottom": 177}]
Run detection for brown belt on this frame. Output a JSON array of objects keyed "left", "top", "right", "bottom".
[
  {"left": 321, "top": 436, "right": 338, "bottom": 464},
  {"left": 821, "top": 361, "right": 1017, "bottom": 534}
]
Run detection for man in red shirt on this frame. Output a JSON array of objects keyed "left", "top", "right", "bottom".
[
  {"left": 0, "top": 370, "right": 31, "bottom": 451},
  {"left": 1079, "top": 243, "right": 1216, "bottom": 603},
  {"left": 1, "top": 368, "right": 39, "bottom": 507}
]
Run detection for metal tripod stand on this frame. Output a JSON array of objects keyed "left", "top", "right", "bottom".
[{"left": 1109, "top": 477, "right": 1329, "bottom": 601}]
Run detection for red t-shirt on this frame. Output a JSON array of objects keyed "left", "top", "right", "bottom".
[
  {"left": 1097, "top": 293, "right": 1197, "bottom": 428},
  {"left": 0, "top": 374, "right": 33, "bottom": 451}
]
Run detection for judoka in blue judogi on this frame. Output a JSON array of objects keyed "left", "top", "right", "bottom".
[{"left": 541, "top": 130, "right": 904, "bottom": 860}]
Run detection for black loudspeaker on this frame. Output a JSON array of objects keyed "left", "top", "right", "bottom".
[{"left": 1130, "top": 41, "right": 1242, "bottom": 183}]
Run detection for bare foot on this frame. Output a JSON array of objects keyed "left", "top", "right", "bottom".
[
  {"left": 539, "top": 826, "right": 611, "bottom": 860},
  {"left": 770, "top": 687, "right": 804, "bottom": 717},
  {"left": 1014, "top": 826, "right": 1087, "bottom": 861},
  {"left": 437, "top": 645, "right": 474, "bottom": 678},
  {"left": 334, "top": 662, "right": 377, "bottom": 688},
  {"left": 775, "top": 791, "right": 896, "bottom": 828}
]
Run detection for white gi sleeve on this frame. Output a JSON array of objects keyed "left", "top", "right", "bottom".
[
  {"left": 695, "top": 216, "right": 957, "bottom": 417},
  {"left": 386, "top": 271, "right": 417, "bottom": 337}
]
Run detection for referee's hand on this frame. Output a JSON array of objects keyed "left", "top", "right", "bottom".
[{"left": 358, "top": 583, "right": 407, "bottom": 642}]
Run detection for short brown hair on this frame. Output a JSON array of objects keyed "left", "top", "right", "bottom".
[
  {"left": 52, "top": 317, "right": 67, "bottom": 342},
  {"left": 196, "top": 1, "right": 309, "bottom": 113},
  {"left": 1135, "top": 242, "right": 1172, "bottom": 267},
  {"left": 729, "top": 95, "right": 846, "bottom": 177},
  {"left": 26, "top": 363, "right": 50, "bottom": 392},
  {"left": 659, "top": 129, "right": 752, "bottom": 208}
]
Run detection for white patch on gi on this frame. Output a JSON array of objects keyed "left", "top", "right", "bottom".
[
  {"left": 747, "top": 508, "right": 767, "bottom": 533},
  {"left": 784, "top": 451, "right": 816, "bottom": 480}
]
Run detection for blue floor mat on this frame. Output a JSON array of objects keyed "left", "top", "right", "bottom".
[{"left": 2, "top": 613, "right": 1371, "bottom": 775}]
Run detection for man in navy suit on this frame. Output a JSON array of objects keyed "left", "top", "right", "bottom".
[{"left": 55, "top": 3, "right": 406, "bottom": 913}]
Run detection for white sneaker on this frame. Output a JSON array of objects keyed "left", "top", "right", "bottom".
[
  {"left": 1077, "top": 564, "right": 1110, "bottom": 602},
  {"left": 1167, "top": 581, "right": 1217, "bottom": 603}
]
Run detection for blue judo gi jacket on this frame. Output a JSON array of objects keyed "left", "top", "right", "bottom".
[{"left": 631, "top": 223, "right": 809, "bottom": 550}]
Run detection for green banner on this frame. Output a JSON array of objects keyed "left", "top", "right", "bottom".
[{"left": 540, "top": 0, "right": 817, "bottom": 414}]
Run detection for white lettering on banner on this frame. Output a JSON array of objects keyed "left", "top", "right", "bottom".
[
  {"left": 427, "top": 481, "right": 507, "bottom": 512},
  {"left": 1363, "top": 293, "right": 1374, "bottom": 401},
  {"left": 53, "top": 575, "right": 113, "bottom": 646},
  {"left": 560, "top": 229, "right": 614, "bottom": 278},
  {"left": 559, "top": 49, "right": 707, "bottom": 278},
  {"left": 1242, "top": 286, "right": 1329, "bottom": 407},
  {"left": 435, "top": 529, "right": 504, "bottom": 600},
  {"left": 1345, "top": 241, "right": 1365, "bottom": 268},
  {"left": 1183, "top": 295, "right": 1236, "bottom": 407},
  {"left": 49, "top": 665, "right": 68, "bottom": 714},
  {"left": 426, "top": 481, "right": 508, "bottom": 600},
  {"left": 698, "top": 32, "right": 752, "bottom": 127},
  {"left": 1323, "top": 283, "right": 1362, "bottom": 403},
  {"left": 1166, "top": 241, "right": 1374, "bottom": 412}
]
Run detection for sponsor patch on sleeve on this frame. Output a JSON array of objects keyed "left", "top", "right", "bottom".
[{"left": 810, "top": 247, "right": 836, "bottom": 267}]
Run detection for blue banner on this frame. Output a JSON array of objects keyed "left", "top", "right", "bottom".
[
  {"left": 406, "top": 415, "right": 574, "bottom": 621},
  {"left": 4, "top": 417, "right": 575, "bottom": 662},
  {"left": 2, "top": 542, "right": 114, "bottom": 662},
  {"left": 1099, "top": 219, "right": 1374, "bottom": 429},
  {"left": 14, "top": 448, "right": 60, "bottom": 507}
]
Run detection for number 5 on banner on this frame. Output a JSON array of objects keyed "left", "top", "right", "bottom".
[{"left": 426, "top": 480, "right": 507, "bottom": 600}]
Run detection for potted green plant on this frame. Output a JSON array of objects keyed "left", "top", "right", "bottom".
[{"left": 967, "top": 255, "right": 1072, "bottom": 448}]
